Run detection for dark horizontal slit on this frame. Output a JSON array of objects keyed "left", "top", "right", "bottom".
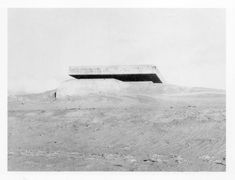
[{"left": 69, "top": 74, "right": 162, "bottom": 83}]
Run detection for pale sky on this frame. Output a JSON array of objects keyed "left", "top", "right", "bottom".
[{"left": 8, "top": 8, "right": 225, "bottom": 94}]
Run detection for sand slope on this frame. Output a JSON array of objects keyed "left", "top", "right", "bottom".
[{"left": 8, "top": 80, "right": 226, "bottom": 171}]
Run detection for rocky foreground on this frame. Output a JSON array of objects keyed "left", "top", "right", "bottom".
[{"left": 8, "top": 80, "right": 226, "bottom": 171}]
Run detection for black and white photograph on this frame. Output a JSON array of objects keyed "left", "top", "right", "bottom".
[{"left": 7, "top": 8, "right": 226, "bottom": 171}]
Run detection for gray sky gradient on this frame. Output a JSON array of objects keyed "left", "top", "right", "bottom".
[{"left": 8, "top": 8, "right": 225, "bottom": 94}]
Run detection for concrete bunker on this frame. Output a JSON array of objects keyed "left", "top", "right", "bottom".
[{"left": 69, "top": 65, "right": 164, "bottom": 83}]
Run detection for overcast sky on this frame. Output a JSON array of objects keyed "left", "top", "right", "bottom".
[{"left": 8, "top": 8, "right": 225, "bottom": 94}]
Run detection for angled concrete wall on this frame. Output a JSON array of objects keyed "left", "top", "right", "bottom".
[{"left": 69, "top": 65, "right": 164, "bottom": 83}]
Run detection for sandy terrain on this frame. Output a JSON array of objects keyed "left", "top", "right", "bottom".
[{"left": 8, "top": 80, "right": 226, "bottom": 171}]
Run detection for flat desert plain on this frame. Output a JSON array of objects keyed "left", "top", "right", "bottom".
[{"left": 8, "top": 80, "right": 226, "bottom": 171}]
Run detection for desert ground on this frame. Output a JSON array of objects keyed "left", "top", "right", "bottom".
[{"left": 8, "top": 80, "right": 226, "bottom": 171}]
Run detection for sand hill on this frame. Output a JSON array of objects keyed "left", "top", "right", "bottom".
[{"left": 8, "top": 79, "right": 226, "bottom": 171}]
